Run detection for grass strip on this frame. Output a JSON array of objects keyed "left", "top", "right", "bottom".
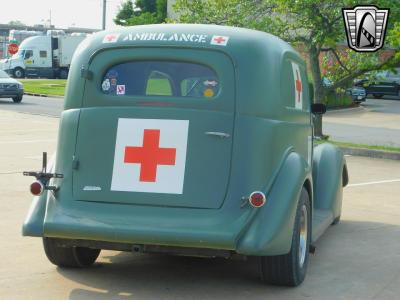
[
  {"left": 316, "top": 140, "right": 400, "bottom": 153},
  {"left": 20, "top": 79, "right": 66, "bottom": 96}
]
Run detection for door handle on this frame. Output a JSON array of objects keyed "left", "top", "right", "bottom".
[{"left": 205, "top": 131, "right": 230, "bottom": 138}]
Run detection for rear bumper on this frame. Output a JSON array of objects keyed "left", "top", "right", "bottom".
[
  {"left": 49, "top": 238, "right": 239, "bottom": 258},
  {"left": 24, "top": 195, "right": 294, "bottom": 256},
  {"left": 38, "top": 195, "right": 250, "bottom": 251}
]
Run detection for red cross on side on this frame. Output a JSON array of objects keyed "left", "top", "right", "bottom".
[
  {"left": 295, "top": 70, "right": 302, "bottom": 103},
  {"left": 124, "top": 129, "right": 176, "bottom": 182},
  {"left": 213, "top": 36, "right": 226, "bottom": 44}
]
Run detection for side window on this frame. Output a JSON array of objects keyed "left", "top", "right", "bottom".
[
  {"left": 101, "top": 61, "right": 220, "bottom": 99},
  {"left": 39, "top": 51, "right": 47, "bottom": 58},
  {"left": 24, "top": 50, "right": 33, "bottom": 59}
]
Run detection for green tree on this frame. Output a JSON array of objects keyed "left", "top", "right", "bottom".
[
  {"left": 173, "top": 0, "right": 400, "bottom": 137},
  {"left": 8, "top": 20, "right": 26, "bottom": 26},
  {"left": 114, "top": 0, "right": 168, "bottom": 25},
  {"left": 136, "top": 0, "right": 157, "bottom": 13},
  {"left": 114, "top": 0, "right": 135, "bottom": 25}
]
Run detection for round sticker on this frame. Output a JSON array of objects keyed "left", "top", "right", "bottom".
[
  {"left": 102, "top": 79, "right": 111, "bottom": 91},
  {"left": 204, "top": 88, "right": 214, "bottom": 98},
  {"left": 203, "top": 80, "right": 218, "bottom": 87}
]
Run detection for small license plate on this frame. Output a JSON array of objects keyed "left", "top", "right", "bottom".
[{"left": 357, "top": 96, "right": 363, "bottom": 100}]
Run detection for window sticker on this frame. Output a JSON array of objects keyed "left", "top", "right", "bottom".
[
  {"left": 116, "top": 85, "right": 126, "bottom": 95},
  {"left": 102, "top": 79, "right": 111, "bottom": 92},
  {"left": 203, "top": 88, "right": 214, "bottom": 98},
  {"left": 203, "top": 80, "right": 218, "bottom": 87}
]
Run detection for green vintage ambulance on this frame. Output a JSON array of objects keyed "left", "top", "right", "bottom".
[{"left": 23, "top": 24, "right": 348, "bottom": 286}]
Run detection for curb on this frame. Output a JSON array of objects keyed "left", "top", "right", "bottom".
[
  {"left": 24, "top": 92, "right": 48, "bottom": 97},
  {"left": 24, "top": 92, "right": 63, "bottom": 98},
  {"left": 340, "top": 147, "right": 400, "bottom": 160}
]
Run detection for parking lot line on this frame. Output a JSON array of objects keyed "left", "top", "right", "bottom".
[{"left": 348, "top": 178, "right": 400, "bottom": 187}]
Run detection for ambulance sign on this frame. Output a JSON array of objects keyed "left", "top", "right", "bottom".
[{"left": 111, "top": 118, "right": 189, "bottom": 194}]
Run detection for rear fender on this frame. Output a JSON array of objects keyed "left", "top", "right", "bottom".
[
  {"left": 22, "top": 153, "right": 56, "bottom": 237},
  {"left": 312, "top": 143, "right": 347, "bottom": 218},
  {"left": 236, "top": 151, "right": 311, "bottom": 256},
  {"left": 22, "top": 192, "right": 49, "bottom": 237}
]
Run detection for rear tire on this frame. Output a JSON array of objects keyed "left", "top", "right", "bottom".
[
  {"left": 259, "top": 188, "right": 311, "bottom": 286},
  {"left": 12, "top": 95, "right": 23, "bottom": 103},
  {"left": 43, "top": 237, "right": 100, "bottom": 268},
  {"left": 373, "top": 94, "right": 383, "bottom": 99}
]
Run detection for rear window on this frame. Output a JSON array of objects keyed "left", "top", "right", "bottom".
[{"left": 101, "top": 61, "right": 220, "bottom": 99}]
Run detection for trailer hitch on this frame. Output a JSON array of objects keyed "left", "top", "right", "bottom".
[{"left": 23, "top": 152, "right": 63, "bottom": 194}]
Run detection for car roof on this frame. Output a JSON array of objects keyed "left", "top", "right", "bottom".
[{"left": 75, "top": 24, "right": 298, "bottom": 62}]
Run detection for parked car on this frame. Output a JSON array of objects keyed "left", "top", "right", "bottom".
[
  {"left": 0, "top": 69, "right": 23, "bottom": 103},
  {"left": 347, "top": 86, "right": 367, "bottom": 103},
  {"left": 23, "top": 24, "right": 348, "bottom": 287},
  {"left": 355, "top": 68, "right": 400, "bottom": 98}
]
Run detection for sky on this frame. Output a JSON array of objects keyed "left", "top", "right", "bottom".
[{"left": 0, "top": 0, "right": 124, "bottom": 30}]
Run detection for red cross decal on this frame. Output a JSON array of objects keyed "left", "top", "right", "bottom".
[
  {"left": 106, "top": 35, "right": 115, "bottom": 42},
  {"left": 124, "top": 129, "right": 176, "bottom": 182},
  {"left": 295, "top": 70, "right": 302, "bottom": 102},
  {"left": 213, "top": 36, "right": 226, "bottom": 44}
]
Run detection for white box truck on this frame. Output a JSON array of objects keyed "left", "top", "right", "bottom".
[{"left": 0, "top": 35, "right": 86, "bottom": 79}]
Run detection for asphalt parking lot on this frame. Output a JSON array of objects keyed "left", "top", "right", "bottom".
[
  {"left": 324, "top": 98, "right": 400, "bottom": 147},
  {"left": 1, "top": 109, "right": 400, "bottom": 300}
]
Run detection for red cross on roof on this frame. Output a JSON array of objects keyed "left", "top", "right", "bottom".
[
  {"left": 106, "top": 35, "right": 115, "bottom": 41},
  {"left": 124, "top": 129, "right": 176, "bottom": 182},
  {"left": 213, "top": 36, "right": 226, "bottom": 44}
]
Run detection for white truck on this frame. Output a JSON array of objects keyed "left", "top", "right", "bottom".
[{"left": 0, "top": 35, "right": 86, "bottom": 79}]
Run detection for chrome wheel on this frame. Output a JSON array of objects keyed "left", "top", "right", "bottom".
[{"left": 298, "top": 204, "right": 308, "bottom": 268}]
